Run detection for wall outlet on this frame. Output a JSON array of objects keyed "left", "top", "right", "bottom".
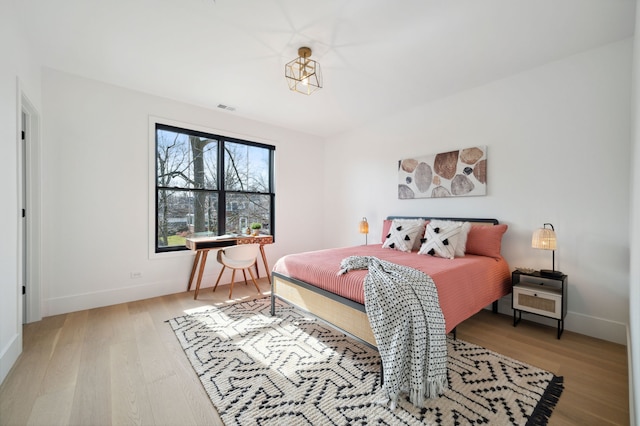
[{"left": 130, "top": 272, "right": 142, "bottom": 279}]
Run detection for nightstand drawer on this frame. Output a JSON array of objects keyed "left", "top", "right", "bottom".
[{"left": 513, "top": 284, "right": 562, "bottom": 319}]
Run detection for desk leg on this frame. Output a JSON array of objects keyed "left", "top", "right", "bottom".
[
  {"left": 187, "top": 251, "right": 202, "bottom": 291},
  {"left": 259, "top": 245, "right": 271, "bottom": 284},
  {"left": 194, "top": 250, "right": 209, "bottom": 300}
]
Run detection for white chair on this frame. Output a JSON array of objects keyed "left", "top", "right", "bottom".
[{"left": 213, "top": 244, "right": 262, "bottom": 298}]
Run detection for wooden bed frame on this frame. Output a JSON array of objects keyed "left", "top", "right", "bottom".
[{"left": 270, "top": 217, "right": 502, "bottom": 348}]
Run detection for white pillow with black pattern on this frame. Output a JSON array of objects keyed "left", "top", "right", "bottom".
[
  {"left": 382, "top": 219, "right": 425, "bottom": 252},
  {"left": 428, "top": 219, "right": 471, "bottom": 257},
  {"left": 418, "top": 222, "right": 464, "bottom": 259}
]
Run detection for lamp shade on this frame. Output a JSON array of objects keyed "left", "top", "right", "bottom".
[
  {"left": 359, "top": 217, "right": 369, "bottom": 234},
  {"left": 532, "top": 226, "right": 557, "bottom": 250},
  {"left": 532, "top": 223, "right": 562, "bottom": 277}
]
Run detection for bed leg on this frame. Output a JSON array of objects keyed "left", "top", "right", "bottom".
[
  {"left": 270, "top": 292, "right": 275, "bottom": 316},
  {"left": 452, "top": 327, "right": 457, "bottom": 340},
  {"left": 492, "top": 300, "right": 498, "bottom": 314}
]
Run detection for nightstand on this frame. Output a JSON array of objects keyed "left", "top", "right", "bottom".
[{"left": 512, "top": 270, "right": 568, "bottom": 339}]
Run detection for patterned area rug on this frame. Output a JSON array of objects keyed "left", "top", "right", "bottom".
[{"left": 168, "top": 298, "right": 563, "bottom": 425}]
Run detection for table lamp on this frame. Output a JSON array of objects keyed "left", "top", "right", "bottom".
[
  {"left": 359, "top": 217, "right": 369, "bottom": 245},
  {"left": 531, "top": 223, "right": 563, "bottom": 277}
]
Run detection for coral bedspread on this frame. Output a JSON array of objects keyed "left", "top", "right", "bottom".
[{"left": 272, "top": 244, "right": 511, "bottom": 333}]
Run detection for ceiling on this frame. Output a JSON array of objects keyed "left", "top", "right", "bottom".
[{"left": 16, "top": 0, "right": 636, "bottom": 138}]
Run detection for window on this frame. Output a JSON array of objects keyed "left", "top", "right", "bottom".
[{"left": 155, "top": 123, "right": 275, "bottom": 253}]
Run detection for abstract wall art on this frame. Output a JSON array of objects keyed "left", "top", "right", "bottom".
[{"left": 398, "top": 146, "right": 487, "bottom": 199}]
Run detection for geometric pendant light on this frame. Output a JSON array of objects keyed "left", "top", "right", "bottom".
[{"left": 284, "top": 47, "right": 322, "bottom": 95}]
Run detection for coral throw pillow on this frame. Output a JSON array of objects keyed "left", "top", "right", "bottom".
[{"left": 465, "top": 224, "right": 508, "bottom": 259}]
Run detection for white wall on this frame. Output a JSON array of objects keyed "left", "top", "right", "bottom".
[
  {"left": 0, "top": 2, "right": 42, "bottom": 383},
  {"left": 324, "top": 39, "right": 633, "bottom": 345},
  {"left": 40, "top": 68, "right": 325, "bottom": 316}
]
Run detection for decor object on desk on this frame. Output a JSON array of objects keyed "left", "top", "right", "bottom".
[
  {"left": 398, "top": 146, "right": 487, "bottom": 199},
  {"left": 250, "top": 222, "right": 262, "bottom": 236},
  {"left": 532, "top": 223, "right": 563, "bottom": 278},
  {"left": 285, "top": 47, "right": 322, "bottom": 95},
  {"left": 168, "top": 298, "right": 563, "bottom": 425},
  {"left": 359, "top": 217, "right": 369, "bottom": 245}
]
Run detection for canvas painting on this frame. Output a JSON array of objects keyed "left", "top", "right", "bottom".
[{"left": 398, "top": 146, "right": 487, "bottom": 199}]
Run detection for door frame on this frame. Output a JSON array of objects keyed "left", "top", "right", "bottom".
[{"left": 17, "top": 81, "right": 42, "bottom": 323}]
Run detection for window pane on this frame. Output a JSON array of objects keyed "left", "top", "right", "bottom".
[
  {"left": 157, "top": 189, "right": 219, "bottom": 249},
  {"left": 224, "top": 142, "right": 271, "bottom": 192},
  {"left": 155, "top": 123, "right": 275, "bottom": 253},
  {"left": 225, "top": 193, "right": 271, "bottom": 235},
  {"left": 157, "top": 128, "right": 218, "bottom": 190}
]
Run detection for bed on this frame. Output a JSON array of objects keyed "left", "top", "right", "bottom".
[{"left": 270, "top": 217, "right": 511, "bottom": 348}]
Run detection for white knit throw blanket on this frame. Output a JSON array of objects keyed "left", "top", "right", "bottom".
[{"left": 338, "top": 256, "right": 448, "bottom": 408}]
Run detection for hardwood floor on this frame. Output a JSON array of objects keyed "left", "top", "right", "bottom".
[
  {"left": 0, "top": 279, "right": 629, "bottom": 425},
  {"left": 458, "top": 310, "right": 629, "bottom": 425}
]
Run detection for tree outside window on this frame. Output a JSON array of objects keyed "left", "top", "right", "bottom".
[{"left": 155, "top": 124, "right": 275, "bottom": 252}]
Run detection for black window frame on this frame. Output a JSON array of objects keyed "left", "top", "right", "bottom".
[{"left": 155, "top": 123, "right": 275, "bottom": 253}]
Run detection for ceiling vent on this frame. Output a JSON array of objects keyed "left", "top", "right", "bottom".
[{"left": 217, "top": 104, "right": 236, "bottom": 112}]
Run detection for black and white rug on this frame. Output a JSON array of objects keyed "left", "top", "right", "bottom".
[{"left": 168, "top": 298, "right": 563, "bottom": 425}]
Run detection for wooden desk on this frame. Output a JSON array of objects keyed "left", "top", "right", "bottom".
[{"left": 186, "top": 234, "right": 273, "bottom": 299}]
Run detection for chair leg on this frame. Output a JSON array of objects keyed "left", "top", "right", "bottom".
[
  {"left": 229, "top": 269, "right": 237, "bottom": 299},
  {"left": 242, "top": 269, "right": 249, "bottom": 285},
  {"left": 213, "top": 265, "right": 226, "bottom": 293},
  {"left": 247, "top": 267, "right": 261, "bottom": 294}
]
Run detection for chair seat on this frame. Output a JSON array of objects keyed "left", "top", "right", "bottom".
[
  {"left": 219, "top": 253, "right": 256, "bottom": 269},
  {"left": 212, "top": 244, "right": 261, "bottom": 299}
]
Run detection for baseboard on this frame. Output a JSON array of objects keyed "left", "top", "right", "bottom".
[
  {"left": 44, "top": 279, "right": 189, "bottom": 316},
  {"left": 0, "top": 332, "right": 22, "bottom": 385},
  {"left": 495, "top": 297, "right": 627, "bottom": 345}
]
